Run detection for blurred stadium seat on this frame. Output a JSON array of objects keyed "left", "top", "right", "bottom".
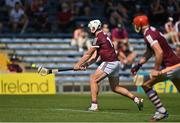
[
  {"left": 1, "top": 34, "right": 177, "bottom": 92},
  {"left": 0, "top": 0, "right": 179, "bottom": 92}
]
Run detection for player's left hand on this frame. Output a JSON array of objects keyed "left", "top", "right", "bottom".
[
  {"left": 150, "top": 69, "right": 162, "bottom": 78},
  {"left": 80, "top": 66, "right": 87, "bottom": 70},
  {"left": 131, "top": 63, "right": 142, "bottom": 75},
  {"left": 80, "top": 62, "right": 89, "bottom": 70}
]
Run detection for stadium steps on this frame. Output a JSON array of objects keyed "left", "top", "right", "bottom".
[
  {"left": 132, "top": 45, "right": 146, "bottom": 50},
  {"left": 22, "top": 56, "right": 82, "bottom": 63},
  {"left": 0, "top": 33, "right": 73, "bottom": 38},
  {"left": 55, "top": 70, "right": 131, "bottom": 76},
  {"left": 29, "top": 64, "right": 98, "bottom": 70},
  {"left": 129, "top": 39, "right": 144, "bottom": 44},
  {"left": 7, "top": 45, "right": 76, "bottom": 49},
  {"left": 13, "top": 49, "right": 144, "bottom": 57},
  {"left": 15, "top": 51, "right": 83, "bottom": 57},
  {"left": 56, "top": 76, "right": 133, "bottom": 83},
  {"left": 23, "top": 57, "right": 80, "bottom": 63},
  {"left": 0, "top": 38, "right": 71, "bottom": 44},
  {"left": 0, "top": 37, "right": 154, "bottom": 89}
]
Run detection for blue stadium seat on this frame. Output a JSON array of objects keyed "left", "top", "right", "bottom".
[
  {"left": 40, "top": 64, "right": 97, "bottom": 69},
  {"left": 0, "top": 38, "right": 12, "bottom": 42},
  {"left": 23, "top": 57, "right": 79, "bottom": 63},
  {"left": 56, "top": 77, "right": 90, "bottom": 83},
  {"left": 133, "top": 45, "right": 146, "bottom": 50},
  {"left": 0, "top": 37, "right": 158, "bottom": 85},
  {"left": 7, "top": 45, "right": 77, "bottom": 50},
  {"left": 129, "top": 38, "right": 144, "bottom": 44},
  {"left": 16, "top": 51, "right": 83, "bottom": 57},
  {"left": 56, "top": 71, "right": 93, "bottom": 76},
  {"left": 142, "top": 63, "right": 154, "bottom": 69}
]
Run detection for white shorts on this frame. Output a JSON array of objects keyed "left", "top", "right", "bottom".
[{"left": 98, "top": 61, "right": 120, "bottom": 77}]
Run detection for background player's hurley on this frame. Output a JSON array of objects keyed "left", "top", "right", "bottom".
[
  {"left": 37, "top": 66, "right": 74, "bottom": 76},
  {"left": 133, "top": 63, "right": 180, "bottom": 86},
  {"left": 150, "top": 63, "right": 180, "bottom": 78}
]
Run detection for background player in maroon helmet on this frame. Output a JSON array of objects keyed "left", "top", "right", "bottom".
[
  {"left": 131, "top": 15, "right": 180, "bottom": 121},
  {"left": 74, "top": 19, "right": 143, "bottom": 111}
]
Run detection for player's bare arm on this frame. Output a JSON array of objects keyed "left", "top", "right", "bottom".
[
  {"left": 131, "top": 47, "right": 153, "bottom": 75},
  {"left": 86, "top": 50, "right": 99, "bottom": 66},
  {"left": 151, "top": 42, "right": 163, "bottom": 70},
  {"left": 139, "top": 46, "right": 153, "bottom": 65},
  {"left": 74, "top": 47, "right": 96, "bottom": 70}
]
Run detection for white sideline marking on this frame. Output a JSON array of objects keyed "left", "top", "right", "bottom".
[
  {"left": 54, "top": 108, "right": 179, "bottom": 117},
  {"left": 0, "top": 107, "right": 179, "bottom": 117}
]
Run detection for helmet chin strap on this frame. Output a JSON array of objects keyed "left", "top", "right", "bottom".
[
  {"left": 93, "top": 29, "right": 102, "bottom": 36},
  {"left": 94, "top": 25, "right": 101, "bottom": 33},
  {"left": 134, "top": 25, "right": 149, "bottom": 33},
  {"left": 134, "top": 25, "right": 141, "bottom": 33}
]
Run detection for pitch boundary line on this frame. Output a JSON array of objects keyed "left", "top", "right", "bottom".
[
  {"left": 54, "top": 108, "right": 179, "bottom": 117},
  {"left": 0, "top": 107, "right": 179, "bottom": 117}
]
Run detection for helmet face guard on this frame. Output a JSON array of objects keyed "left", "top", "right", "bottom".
[
  {"left": 88, "top": 20, "right": 101, "bottom": 33},
  {"left": 88, "top": 26, "right": 96, "bottom": 33}
]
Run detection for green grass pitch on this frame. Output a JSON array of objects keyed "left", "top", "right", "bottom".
[{"left": 0, "top": 93, "right": 179, "bottom": 122}]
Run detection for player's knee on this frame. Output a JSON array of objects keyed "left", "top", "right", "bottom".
[
  {"left": 142, "top": 83, "right": 151, "bottom": 91},
  {"left": 90, "top": 74, "right": 97, "bottom": 83},
  {"left": 111, "top": 86, "right": 118, "bottom": 93}
]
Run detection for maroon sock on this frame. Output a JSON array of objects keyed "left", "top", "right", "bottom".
[{"left": 92, "top": 101, "right": 97, "bottom": 104}]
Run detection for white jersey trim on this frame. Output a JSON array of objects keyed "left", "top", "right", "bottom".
[
  {"left": 150, "top": 40, "right": 158, "bottom": 46},
  {"left": 146, "top": 35, "right": 158, "bottom": 46},
  {"left": 143, "top": 26, "right": 156, "bottom": 35},
  {"left": 91, "top": 45, "right": 100, "bottom": 48},
  {"left": 143, "top": 27, "right": 149, "bottom": 35}
]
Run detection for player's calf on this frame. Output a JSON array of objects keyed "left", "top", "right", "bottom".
[
  {"left": 111, "top": 87, "right": 144, "bottom": 111},
  {"left": 142, "top": 86, "right": 167, "bottom": 114}
]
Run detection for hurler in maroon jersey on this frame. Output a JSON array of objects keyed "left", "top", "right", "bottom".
[
  {"left": 132, "top": 15, "right": 180, "bottom": 121},
  {"left": 74, "top": 20, "right": 144, "bottom": 111}
]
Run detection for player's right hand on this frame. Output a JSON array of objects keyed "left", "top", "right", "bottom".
[
  {"left": 150, "top": 69, "right": 162, "bottom": 78},
  {"left": 74, "top": 63, "right": 82, "bottom": 71},
  {"left": 131, "top": 63, "right": 142, "bottom": 75},
  {"left": 74, "top": 62, "right": 89, "bottom": 71}
]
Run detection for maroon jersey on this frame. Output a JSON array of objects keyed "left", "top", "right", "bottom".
[
  {"left": 92, "top": 31, "right": 118, "bottom": 62},
  {"left": 144, "top": 26, "right": 180, "bottom": 67},
  {"left": 111, "top": 28, "right": 128, "bottom": 42}
]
